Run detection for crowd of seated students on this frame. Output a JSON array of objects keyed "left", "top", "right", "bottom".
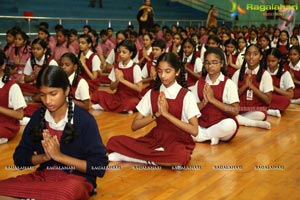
[{"left": 0, "top": 20, "right": 300, "bottom": 199}]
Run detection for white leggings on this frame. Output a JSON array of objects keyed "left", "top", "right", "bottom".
[
  {"left": 193, "top": 118, "right": 237, "bottom": 142},
  {"left": 236, "top": 111, "right": 271, "bottom": 129}
]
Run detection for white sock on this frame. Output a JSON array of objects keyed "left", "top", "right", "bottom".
[
  {"left": 291, "top": 98, "right": 300, "bottom": 104},
  {"left": 108, "top": 152, "right": 147, "bottom": 164},
  {"left": 267, "top": 109, "right": 281, "bottom": 117},
  {"left": 210, "top": 138, "right": 219, "bottom": 145},
  {"left": 19, "top": 117, "right": 31, "bottom": 126},
  {"left": 0, "top": 138, "right": 8, "bottom": 144},
  {"left": 237, "top": 115, "right": 271, "bottom": 129},
  {"left": 192, "top": 128, "right": 210, "bottom": 142},
  {"left": 255, "top": 121, "right": 271, "bottom": 129},
  {"left": 91, "top": 104, "right": 104, "bottom": 110}
]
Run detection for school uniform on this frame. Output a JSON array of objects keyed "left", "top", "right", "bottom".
[
  {"left": 106, "top": 49, "right": 139, "bottom": 66},
  {"left": 289, "top": 60, "right": 300, "bottom": 98},
  {"left": 232, "top": 66, "right": 273, "bottom": 118},
  {"left": 100, "top": 39, "right": 115, "bottom": 58},
  {"left": 91, "top": 60, "right": 142, "bottom": 113},
  {"left": 69, "top": 72, "right": 90, "bottom": 102},
  {"left": 138, "top": 47, "right": 153, "bottom": 69},
  {"left": 267, "top": 68, "right": 294, "bottom": 112},
  {"left": 226, "top": 53, "right": 238, "bottom": 78},
  {"left": 94, "top": 43, "right": 104, "bottom": 57},
  {"left": 80, "top": 50, "right": 101, "bottom": 93},
  {"left": 141, "top": 59, "right": 156, "bottom": 96},
  {"left": 8, "top": 46, "right": 31, "bottom": 82},
  {"left": 107, "top": 81, "right": 200, "bottom": 165},
  {"left": 3, "top": 43, "right": 15, "bottom": 58},
  {"left": 0, "top": 80, "right": 26, "bottom": 139},
  {"left": 183, "top": 54, "right": 202, "bottom": 87},
  {"left": 236, "top": 48, "right": 246, "bottom": 67},
  {"left": 0, "top": 105, "right": 108, "bottom": 199},
  {"left": 191, "top": 74, "right": 239, "bottom": 143},
  {"left": 53, "top": 41, "right": 75, "bottom": 63},
  {"left": 70, "top": 40, "right": 80, "bottom": 55},
  {"left": 166, "top": 44, "right": 181, "bottom": 54},
  {"left": 21, "top": 55, "right": 58, "bottom": 94}
]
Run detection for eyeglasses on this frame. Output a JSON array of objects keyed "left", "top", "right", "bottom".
[{"left": 203, "top": 60, "right": 221, "bottom": 67}]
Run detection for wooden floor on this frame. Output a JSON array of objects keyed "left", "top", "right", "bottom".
[{"left": 1, "top": 98, "right": 300, "bottom": 199}]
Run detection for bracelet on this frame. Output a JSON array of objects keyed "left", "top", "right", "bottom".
[{"left": 152, "top": 113, "right": 158, "bottom": 119}]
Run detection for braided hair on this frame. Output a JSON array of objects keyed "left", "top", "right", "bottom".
[
  {"left": 0, "top": 50, "right": 10, "bottom": 83},
  {"left": 30, "top": 65, "right": 77, "bottom": 144},
  {"left": 14, "top": 30, "right": 30, "bottom": 56},
  {"left": 179, "top": 38, "right": 197, "bottom": 64},
  {"left": 238, "top": 44, "right": 264, "bottom": 82},
  {"left": 153, "top": 52, "right": 187, "bottom": 90}
]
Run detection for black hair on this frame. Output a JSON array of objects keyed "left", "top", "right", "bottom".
[
  {"left": 4, "top": 29, "right": 17, "bottom": 52},
  {"left": 152, "top": 39, "right": 166, "bottom": 50},
  {"left": 179, "top": 38, "right": 197, "bottom": 64},
  {"left": 206, "top": 34, "right": 221, "bottom": 47},
  {"left": 259, "top": 35, "right": 271, "bottom": 50},
  {"left": 30, "top": 65, "right": 77, "bottom": 144},
  {"left": 0, "top": 50, "right": 10, "bottom": 83},
  {"left": 89, "top": 29, "right": 99, "bottom": 51},
  {"left": 38, "top": 28, "right": 51, "bottom": 41},
  {"left": 202, "top": 47, "right": 227, "bottom": 77},
  {"left": 277, "top": 30, "right": 290, "bottom": 48},
  {"left": 143, "top": 32, "right": 153, "bottom": 41},
  {"left": 83, "top": 25, "right": 92, "bottom": 32},
  {"left": 224, "top": 39, "right": 238, "bottom": 55},
  {"left": 54, "top": 24, "right": 64, "bottom": 32},
  {"left": 30, "top": 38, "right": 51, "bottom": 69},
  {"left": 61, "top": 52, "right": 82, "bottom": 87},
  {"left": 14, "top": 30, "right": 30, "bottom": 56},
  {"left": 114, "top": 30, "right": 128, "bottom": 53},
  {"left": 153, "top": 52, "right": 187, "bottom": 90},
  {"left": 264, "top": 48, "right": 284, "bottom": 78},
  {"left": 56, "top": 28, "right": 70, "bottom": 48},
  {"left": 69, "top": 28, "right": 78, "bottom": 36},
  {"left": 39, "top": 22, "right": 49, "bottom": 29},
  {"left": 78, "top": 34, "right": 95, "bottom": 55},
  {"left": 119, "top": 40, "right": 137, "bottom": 59},
  {"left": 99, "top": 29, "right": 108, "bottom": 36},
  {"left": 130, "top": 31, "right": 139, "bottom": 38},
  {"left": 238, "top": 44, "right": 264, "bottom": 82}
]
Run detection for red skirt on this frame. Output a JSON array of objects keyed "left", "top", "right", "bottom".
[
  {"left": 0, "top": 122, "right": 20, "bottom": 140},
  {"left": 24, "top": 103, "right": 42, "bottom": 117},
  {"left": 91, "top": 91, "right": 140, "bottom": 113},
  {"left": 107, "top": 127, "right": 195, "bottom": 165},
  {"left": 269, "top": 94, "right": 290, "bottom": 112},
  {"left": 18, "top": 82, "right": 39, "bottom": 95},
  {"left": 294, "top": 87, "right": 300, "bottom": 99},
  {"left": 0, "top": 169, "right": 93, "bottom": 200}
]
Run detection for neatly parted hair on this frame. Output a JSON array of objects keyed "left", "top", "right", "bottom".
[
  {"left": 30, "top": 65, "right": 77, "bottom": 144},
  {"left": 238, "top": 44, "right": 264, "bottom": 82},
  {"left": 153, "top": 52, "right": 187, "bottom": 90},
  {"left": 61, "top": 52, "right": 82, "bottom": 87},
  {"left": 264, "top": 48, "right": 284, "bottom": 78}
]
